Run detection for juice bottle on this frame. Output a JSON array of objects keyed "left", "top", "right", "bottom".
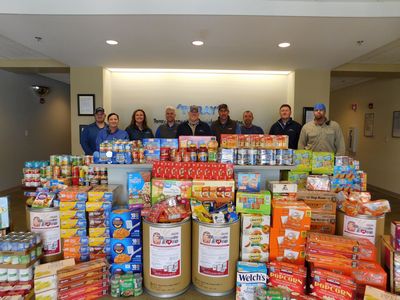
[
  {"left": 197, "top": 144, "right": 208, "bottom": 162},
  {"left": 208, "top": 138, "right": 218, "bottom": 162}
]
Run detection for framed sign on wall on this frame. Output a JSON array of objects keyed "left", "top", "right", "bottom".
[
  {"left": 392, "top": 111, "right": 400, "bottom": 138},
  {"left": 77, "top": 94, "right": 95, "bottom": 116},
  {"left": 302, "top": 107, "right": 314, "bottom": 125},
  {"left": 364, "top": 113, "right": 374, "bottom": 137}
]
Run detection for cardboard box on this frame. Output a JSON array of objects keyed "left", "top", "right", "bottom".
[
  {"left": 60, "top": 218, "right": 87, "bottom": 229},
  {"left": 241, "top": 214, "right": 270, "bottom": 234},
  {"left": 220, "top": 134, "right": 239, "bottom": 148},
  {"left": 61, "top": 228, "right": 87, "bottom": 238},
  {"left": 272, "top": 200, "right": 311, "bottom": 230},
  {"left": 236, "top": 173, "right": 261, "bottom": 192},
  {"left": 127, "top": 172, "right": 151, "bottom": 208},
  {"left": 88, "top": 185, "right": 120, "bottom": 202},
  {"left": 178, "top": 136, "right": 214, "bottom": 148},
  {"left": 151, "top": 179, "right": 192, "bottom": 204},
  {"left": 310, "top": 213, "right": 336, "bottom": 235},
  {"left": 268, "top": 181, "right": 298, "bottom": 193},
  {"left": 34, "top": 258, "right": 75, "bottom": 293},
  {"left": 270, "top": 226, "right": 307, "bottom": 247},
  {"left": 160, "top": 138, "right": 179, "bottom": 149},
  {"left": 311, "top": 152, "right": 334, "bottom": 175},
  {"left": 310, "top": 268, "right": 356, "bottom": 300},
  {"left": 192, "top": 180, "right": 235, "bottom": 207},
  {"left": 363, "top": 285, "right": 400, "bottom": 300},
  {"left": 268, "top": 261, "right": 307, "bottom": 295},
  {"left": 303, "top": 198, "right": 336, "bottom": 214},
  {"left": 236, "top": 191, "right": 271, "bottom": 215},
  {"left": 287, "top": 171, "right": 309, "bottom": 191},
  {"left": 59, "top": 186, "right": 91, "bottom": 202},
  {"left": 391, "top": 221, "right": 400, "bottom": 251},
  {"left": 35, "top": 289, "right": 58, "bottom": 300},
  {"left": 59, "top": 201, "right": 86, "bottom": 211},
  {"left": 236, "top": 261, "right": 268, "bottom": 300},
  {"left": 296, "top": 191, "right": 337, "bottom": 201},
  {"left": 293, "top": 150, "right": 312, "bottom": 172},
  {"left": 85, "top": 201, "right": 112, "bottom": 212}
]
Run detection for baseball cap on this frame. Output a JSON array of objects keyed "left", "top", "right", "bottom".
[
  {"left": 190, "top": 105, "right": 199, "bottom": 113},
  {"left": 218, "top": 104, "right": 228, "bottom": 111},
  {"left": 314, "top": 103, "right": 326, "bottom": 111},
  {"left": 95, "top": 107, "right": 105, "bottom": 114}
]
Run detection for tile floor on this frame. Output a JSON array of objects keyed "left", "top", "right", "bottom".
[{"left": 1, "top": 187, "right": 398, "bottom": 300}]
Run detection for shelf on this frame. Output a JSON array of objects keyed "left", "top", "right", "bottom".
[
  {"left": 0, "top": 242, "right": 42, "bottom": 256},
  {"left": 91, "top": 163, "right": 294, "bottom": 171}
]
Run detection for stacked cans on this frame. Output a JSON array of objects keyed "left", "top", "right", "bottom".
[
  {"left": 110, "top": 273, "right": 143, "bottom": 297},
  {"left": 0, "top": 232, "right": 42, "bottom": 266},
  {"left": 219, "top": 148, "right": 294, "bottom": 166}
]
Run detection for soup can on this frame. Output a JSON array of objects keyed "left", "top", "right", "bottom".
[
  {"left": 275, "top": 149, "right": 284, "bottom": 166},
  {"left": 236, "top": 149, "right": 248, "bottom": 165},
  {"left": 247, "top": 149, "right": 258, "bottom": 166}
]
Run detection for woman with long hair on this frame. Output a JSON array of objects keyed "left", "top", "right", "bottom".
[
  {"left": 96, "top": 113, "right": 129, "bottom": 150},
  {"left": 125, "top": 109, "right": 154, "bottom": 141}
]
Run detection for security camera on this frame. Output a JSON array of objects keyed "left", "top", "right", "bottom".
[{"left": 32, "top": 85, "right": 50, "bottom": 104}]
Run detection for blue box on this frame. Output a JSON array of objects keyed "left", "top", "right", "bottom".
[
  {"left": 110, "top": 238, "right": 142, "bottom": 263},
  {"left": 110, "top": 262, "right": 142, "bottom": 275},
  {"left": 160, "top": 138, "right": 179, "bottom": 149},
  {"left": 110, "top": 209, "right": 141, "bottom": 238},
  {"left": 236, "top": 173, "right": 261, "bottom": 192}
]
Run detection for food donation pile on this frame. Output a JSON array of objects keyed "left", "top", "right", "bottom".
[{"left": 17, "top": 135, "right": 397, "bottom": 300}]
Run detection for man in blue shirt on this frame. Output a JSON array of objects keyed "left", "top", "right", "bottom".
[
  {"left": 80, "top": 107, "right": 107, "bottom": 155},
  {"left": 240, "top": 110, "right": 264, "bottom": 134},
  {"left": 155, "top": 106, "right": 179, "bottom": 138}
]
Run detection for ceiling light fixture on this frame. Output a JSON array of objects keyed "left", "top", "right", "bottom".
[
  {"left": 106, "top": 40, "right": 119, "bottom": 45},
  {"left": 192, "top": 40, "right": 204, "bottom": 46},
  {"left": 278, "top": 42, "right": 291, "bottom": 48},
  {"left": 108, "top": 68, "right": 290, "bottom": 75}
]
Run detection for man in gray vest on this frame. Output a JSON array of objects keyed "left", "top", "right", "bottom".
[{"left": 155, "top": 106, "right": 179, "bottom": 138}]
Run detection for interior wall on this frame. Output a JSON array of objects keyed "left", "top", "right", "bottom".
[
  {"left": 0, "top": 70, "right": 70, "bottom": 191},
  {"left": 330, "top": 78, "right": 400, "bottom": 194},
  {"left": 110, "top": 72, "right": 290, "bottom": 133}
]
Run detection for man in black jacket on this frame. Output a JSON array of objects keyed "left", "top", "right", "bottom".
[
  {"left": 211, "top": 104, "right": 240, "bottom": 144},
  {"left": 269, "top": 104, "right": 302, "bottom": 149},
  {"left": 176, "top": 105, "right": 212, "bottom": 137}
]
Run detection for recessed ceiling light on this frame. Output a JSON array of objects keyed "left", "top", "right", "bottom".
[
  {"left": 192, "top": 40, "right": 204, "bottom": 46},
  {"left": 106, "top": 40, "right": 119, "bottom": 45},
  {"left": 278, "top": 42, "right": 291, "bottom": 48}
]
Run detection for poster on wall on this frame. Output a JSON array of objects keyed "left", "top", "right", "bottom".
[
  {"left": 364, "top": 113, "right": 374, "bottom": 137},
  {"left": 302, "top": 107, "right": 314, "bottom": 125},
  {"left": 392, "top": 111, "right": 400, "bottom": 138},
  {"left": 0, "top": 197, "right": 10, "bottom": 229}
]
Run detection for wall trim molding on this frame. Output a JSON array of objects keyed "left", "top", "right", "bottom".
[
  {"left": 0, "top": 185, "right": 21, "bottom": 196},
  {"left": 368, "top": 184, "right": 400, "bottom": 200}
]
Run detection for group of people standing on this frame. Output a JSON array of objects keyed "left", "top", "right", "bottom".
[{"left": 80, "top": 102, "right": 345, "bottom": 156}]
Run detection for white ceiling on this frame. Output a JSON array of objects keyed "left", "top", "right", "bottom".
[{"left": 0, "top": 15, "right": 399, "bottom": 71}]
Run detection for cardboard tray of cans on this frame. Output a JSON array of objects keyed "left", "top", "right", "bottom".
[
  {"left": 0, "top": 254, "right": 43, "bottom": 269},
  {"left": 0, "top": 242, "right": 42, "bottom": 256}
]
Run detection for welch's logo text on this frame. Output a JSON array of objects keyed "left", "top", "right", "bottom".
[{"left": 237, "top": 272, "right": 267, "bottom": 283}]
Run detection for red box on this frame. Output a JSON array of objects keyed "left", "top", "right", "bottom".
[
  {"left": 268, "top": 261, "right": 307, "bottom": 294},
  {"left": 310, "top": 268, "right": 356, "bottom": 300}
]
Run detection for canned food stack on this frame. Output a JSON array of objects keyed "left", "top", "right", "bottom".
[
  {"left": 110, "top": 273, "right": 143, "bottom": 297},
  {"left": 143, "top": 138, "right": 161, "bottom": 162},
  {"left": 34, "top": 258, "right": 75, "bottom": 300},
  {"left": 86, "top": 166, "right": 108, "bottom": 186},
  {"left": 23, "top": 160, "right": 49, "bottom": 188},
  {"left": 87, "top": 185, "right": 119, "bottom": 260},
  {"left": 98, "top": 140, "right": 134, "bottom": 164},
  {"left": 219, "top": 134, "right": 293, "bottom": 166},
  {"left": 109, "top": 209, "right": 142, "bottom": 288},
  {"left": 0, "top": 232, "right": 43, "bottom": 299},
  {"left": 56, "top": 259, "right": 108, "bottom": 300},
  {"left": 159, "top": 138, "right": 179, "bottom": 161},
  {"left": 59, "top": 186, "right": 91, "bottom": 262},
  {"left": 127, "top": 172, "right": 151, "bottom": 210}
]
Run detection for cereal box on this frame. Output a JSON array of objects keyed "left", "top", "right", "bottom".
[
  {"left": 311, "top": 152, "right": 334, "bottom": 175},
  {"left": 271, "top": 200, "right": 311, "bottom": 230},
  {"left": 127, "top": 172, "right": 151, "bottom": 209},
  {"left": 110, "top": 238, "right": 142, "bottom": 264},
  {"left": 268, "top": 261, "right": 307, "bottom": 294},
  {"left": 151, "top": 179, "right": 192, "bottom": 204},
  {"left": 293, "top": 150, "right": 312, "bottom": 172},
  {"left": 310, "top": 268, "right": 356, "bottom": 300},
  {"left": 236, "top": 191, "right": 271, "bottom": 215},
  {"left": 236, "top": 173, "right": 261, "bottom": 192},
  {"left": 192, "top": 180, "right": 235, "bottom": 207},
  {"left": 110, "top": 209, "right": 141, "bottom": 238},
  {"left": 88, "top": 185, "right": 120, "bottom": 202},
  {"left": 236, "top": 261, "right": 268, "bottom": 300}
]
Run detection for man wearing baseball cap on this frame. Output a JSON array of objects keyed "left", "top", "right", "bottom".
[
  {"left": 80, "top": 107, "right": 107, "bottom": 155},
  {"left": 176, "top": 105, "right": 212, "bottom": 137},
  {"left": 298, "top": 103, "right": 345, "bottom": 155},
  {"left": 211, "top": 104, "right": 241, "bottom": 144}
]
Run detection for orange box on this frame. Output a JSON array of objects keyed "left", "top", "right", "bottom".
[
  {"left": 220, "top": 134, "right": 239, "bottom": 148},
  {"left": 310, "top": 268, "right": 356, "bottom": 300},
  {"left": 307, "top": 232, "right": 359, "bottom": 254},
  {"left": 357, "top": 238, "right": 377, "bottom": 262},
  {"left": 270, "top": 227, "right": 307, "bottom": 248},
  {"left": 270, "top": 244, "right": 305, "bottom": 264},
  {"left": 268, "top": 261, "right": 307, "bottom": 295},
  {"left": 303, "top": 199, "right": 336, "bottom": 214},
  {"left": 272, "top": 200, "right": 311, "bottom": 230},
  {"left": 310, "top": 213, "right": 336, "bottom": 235},
  {"left": 352, "top": 261, "right": 386, "bottom": 291}
]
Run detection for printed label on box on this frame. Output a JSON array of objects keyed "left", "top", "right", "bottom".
[
  {"left": 198, "top": 225, "right": 230, "bottom": 277},
  {"left": 150, "top": 226, "right": 181, "bottom": 278}
]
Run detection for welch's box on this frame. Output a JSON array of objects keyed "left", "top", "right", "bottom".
[{"left": 236, "top": 261, "right": 268, "bottom": 300}]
